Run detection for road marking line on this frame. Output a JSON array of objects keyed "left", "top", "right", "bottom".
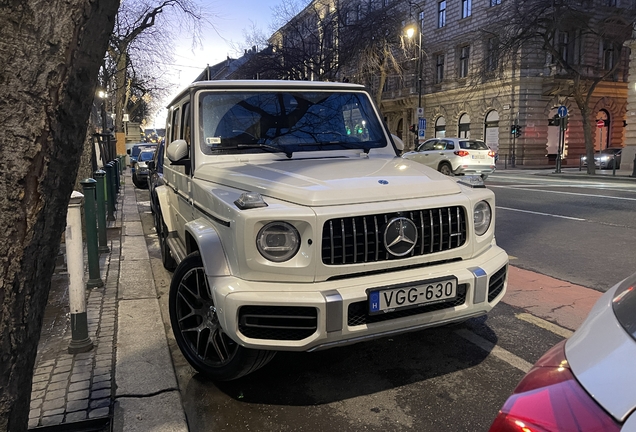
[
  {"left": 490, "top": 185, "right": 636, "bottom": 201},
  {"left": 515, "top": 313, "right": 573, "bottom": 338},
  {"left": 497, "top": 206, "right": 585, "bottom": 221},
  {"left": 454, "top": 328, "right": 532, "bottom": 373},
  {"left": 508, "top": 255, "right": 518, "bottom": 260}
]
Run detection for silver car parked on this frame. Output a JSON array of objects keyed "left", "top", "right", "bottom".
[{"left": 402, "top": 138, "right": 496, "bottom": 179}]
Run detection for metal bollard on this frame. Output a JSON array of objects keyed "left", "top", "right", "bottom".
[
  {"left": 115, "top": 158, "right": 121, "bottom": 192},
  {"left": 111, "top": 159, "right": 120, "bottom": 194},
  {"left": 108, "top": 162, "right": 118, "bottom": 204},
  {"left": 66, "top": 191, "right": 94, "bottom": 353},
  {"left": 81, "top": 179, "right": 104, "bottom": 289},
  {"left": 612, "top": 154, "right": 617, "bottom": 176},
  {"left": 94, "top": 170, "right": 110, "bottom": 253},
  {"left": 105, "top": 163, "right": 116, "bottom": 221}
]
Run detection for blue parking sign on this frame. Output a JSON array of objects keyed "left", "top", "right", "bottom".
[
  {"left": 418, "top": 118, "right": 426, "bottom": 136},
  {"left": 557, "top": 106, "right": 567, "bottom": 118}
]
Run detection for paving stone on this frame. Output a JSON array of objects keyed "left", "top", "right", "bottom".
[
  {"left": 30, "top": 399, "right": 43, "bottom": 410},
  {"left": 40, "top": 414, "right": 64, "bottom": 426},
  {"left": 67, "top": 399, "right": 89, "bottom": 412},
  {"left": 65, "top": 410, "right": 88, "bottom": 422},
  {"left": 91, "top": 380, "right": 111, "bottom": 391},
  {"left": 32, "top": 381, "right": 47, "bottom": 391},
  {"left": 93, "top": 372, "right": 111, "bottom": 383},
  {"left": 69, "top": 381, "right": 90, "bottom": 392},
  {"left": 50, "top": 372, "right": 70, "bottom": 383},
  {"left": 28, "top": 407, "right": 41, "bottom": 419},
  {"left": 35, "top": 366, "right": 54, "bottom": 375},
  {"left": 28, "top": 417, "right": 39, "bottom": 429},
  {"left": 90, "top": 398, "right": 110, "bottom": 409},
  {"left": 72, "top": 364, "right": 92, "bottom": 375},
  {"left": 89, "top": 407, "right": 110, "bottom": 418},
  {"left": 32, "top": 373, "right": 49, "bottom": 383},
  {"left": 70, "top": 372, "right": 92, "bottom": 383},
  {"left": 42, "top": 398, "right": 65, "bottom": 411},
  {"left": 67, "top": 389, "right": 90, "bottom": 401},
  {"left": 54, "top": 363, "right": 72, "bottom": 374},
  {"left": 42, "top": 408, "right": 64, "bottom": 416},
  {"left": 46, "top": 380, "right": 68, "bottom": 392},
  {"left": 31, "top": 389, "right": 45, "bottom": 400},
  {"left": 91, "top": 389, "right": 111, "bottom": 399},
  {"left": 44, "top": 389, "right": 67, "bottom": 401}
]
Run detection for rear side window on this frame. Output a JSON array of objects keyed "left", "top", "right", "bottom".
[{"left": 459, "top": 140, "right": 488, "bottom": 150}]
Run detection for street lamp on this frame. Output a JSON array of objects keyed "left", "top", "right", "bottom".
[{"left": 405, "top": 23, "right": 423, "bottom": 146}]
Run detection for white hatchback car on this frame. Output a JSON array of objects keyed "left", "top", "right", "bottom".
[{"left": 402, "top": 138, "right": 496, "bottom": 179}]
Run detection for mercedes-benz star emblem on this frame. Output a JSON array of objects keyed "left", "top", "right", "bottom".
[{"left": 384, "top": 217, "right": 418, "bottom": 257}]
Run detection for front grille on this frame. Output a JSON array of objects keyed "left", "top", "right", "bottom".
[
  {"left": 321, "top": 206, "right": 467, "bottom": 265},
  {"left": 238, "top": 306, "right": 318, "bottom": 340},
  {"left": 488, "top": 265, "right": 507, "bottom": 302},
  {"left": 347, "top": 284, "right": 468, "bottom": 326}
]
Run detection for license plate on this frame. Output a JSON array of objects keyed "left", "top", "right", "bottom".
[
  {"left": 472, "top": 154, "right": 485, "bottom": 159},
  {"left": 368, "top": 277, "right": 457, "bottom": 314}
]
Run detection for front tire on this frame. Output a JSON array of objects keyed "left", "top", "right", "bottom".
[{"left": 169, "top": 252, "right": 276, "bottom": 381}]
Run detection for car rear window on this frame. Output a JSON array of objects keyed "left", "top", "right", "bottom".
[
  {"left": 459, "top": 140, "right": 488, "bottom": 150},
  {"left": 612, "top": 273, "right": 636, "bottom": 342}
]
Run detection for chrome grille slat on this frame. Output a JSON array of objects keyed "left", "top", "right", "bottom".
[{"left": 322, "top": 206, "right": 467, "bottom": 265}]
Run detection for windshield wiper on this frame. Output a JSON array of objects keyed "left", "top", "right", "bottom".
[{"left": 235, "top": 143, "right": 293, "bottom": 159}]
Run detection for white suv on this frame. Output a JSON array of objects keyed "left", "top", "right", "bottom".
[
  {"left": 154, "top": 80, "right": 508, "bottom": 380},
  {"left": 402, "top": 138, "right": 497, "bottom": 179}
]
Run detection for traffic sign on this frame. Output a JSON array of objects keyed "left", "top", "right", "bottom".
[
  {"left": 596, "top": 119, "right": 604, "bottom": 128},
  {"left": 418, "top": 118, "right": 426, "bottom": 136},
  {"left": 417, "top": 107, "right": 424, "bottom": 117},
  {"left": 557, "top": 106, "right": 567, "bottom": 117}
]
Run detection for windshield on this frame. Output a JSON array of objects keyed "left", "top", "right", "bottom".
[
  {"left": 198, "top": 91, "right": 387, "bottom": 156},
  {"left": 138, "top": 151, "right": 155, "bottom": 162},
  {"left": 132, "top": 145, "right": 156, "bottom": 157},
  {"left": 459, "top": 140, "right": 489, "bottom": 150}
]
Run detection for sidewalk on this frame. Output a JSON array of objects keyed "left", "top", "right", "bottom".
[
  {"left": 494, "top": 164, "right": 636, "bottom": 182},
  {"left": 29, "top": 171, "right": 188, "bottom": 431}
]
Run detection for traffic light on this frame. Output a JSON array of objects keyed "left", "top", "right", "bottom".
[
  {"left": 409, "top": 124, "right": 418, "bottom": 135},
  {"left": 510, "top": 125, "right": 517, "bottom": 135},
  {"left": 515, "top": 125, "right": 523, "bottom": 137}
]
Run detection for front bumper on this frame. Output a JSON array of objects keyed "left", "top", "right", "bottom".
[{"left": 211, "top": 244, "right": 508, "bottom": 351}]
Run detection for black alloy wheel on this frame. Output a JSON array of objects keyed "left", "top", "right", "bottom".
[
  {"left": 439, "top": 163, "right": 453, "bottom": 176},
  {"left": 169, "top": 252, "right": 276, "bottom": 381}
]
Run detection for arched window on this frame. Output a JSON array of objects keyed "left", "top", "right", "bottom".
[
  {"left": 435, "top": 117, "right": 446, "bottom": 138},
  {"left": 458, "top": 113, "right": 470, "bottom": 138},
  {"left": 484, "top": 110, "right": 499, "bottom": 152}
]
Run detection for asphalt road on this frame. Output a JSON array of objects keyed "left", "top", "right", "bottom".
[{"left": 134, "top": 171, "right": 636, "bottom": 432}]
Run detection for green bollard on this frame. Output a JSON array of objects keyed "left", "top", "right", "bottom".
[
  {"left": 113, "top": 159, "right": 120, "bottom": 193},
  {"left": 105, "top": 163, "right": 116, "bottom": 221},
  {"left": 94, "top": 170, "right": 110, "bottom": 253},
  {"left": 80, "top": 178, "right": 104, "bottom": 289},
  {"left": 109, "top": 162, "right": 118, "bottom": 205}
]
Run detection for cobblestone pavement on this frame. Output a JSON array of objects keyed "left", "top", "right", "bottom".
[{"left": 28, "top": 192, "right": 123, "bottom": 429}]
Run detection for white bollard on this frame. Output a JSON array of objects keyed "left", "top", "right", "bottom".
[{"left": 66, "top": 191, "right": 94, "bottom": 354}]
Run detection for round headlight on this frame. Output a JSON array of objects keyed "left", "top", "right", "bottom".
[
  {"left": 256, "top": 221, "right": 300, "bottom": 262},
  {"left": 474, "top": 201, "right": 492, "bottom": 236}
]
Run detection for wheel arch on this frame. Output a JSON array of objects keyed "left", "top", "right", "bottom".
[
  {"left": 184, "top": 218, "right": 231, "bottom": 277},
  {"left": 155, "top": 185, "right": 176, "bottom": 232}
]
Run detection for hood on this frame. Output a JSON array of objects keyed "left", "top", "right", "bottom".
[{"left": 194, "top": 156, "right": 461, "bottom": 206}]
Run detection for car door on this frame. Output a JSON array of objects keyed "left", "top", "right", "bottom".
[{"left": 410, "top": 139, "right": 439, "bottom": 169}]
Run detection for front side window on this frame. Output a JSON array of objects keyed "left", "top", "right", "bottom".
[
  {"left": 459, "top": 45, "right": 470, "bottom": 78},
  {"left": 198, "top": 91, "right": 387, "bottom": 156},
  {"left": 487, "top": 37, "right": 499, "bottom": 72},
  {"left": 490, "top": 0, "right": 501, "bottom": 5},
  {"left": 438, "top": 1, "right": 446, "bottom": 28},
  {"left": 462, "top": 0, "right": 472, "bottom": 18}
]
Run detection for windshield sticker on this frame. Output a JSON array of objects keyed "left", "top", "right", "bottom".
[{"left": 206, "top": 137, "right": 222, "bottom": 146}]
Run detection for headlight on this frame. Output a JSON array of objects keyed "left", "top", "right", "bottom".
[
  {"left": 600, "top": 156, "right": 609, "bottom": 161},
  {"left": 257, "top": 222, "right": 300, "bottom": 262},
  {"left": 474, "top": 201, "right": 492, "bottom": 236}
]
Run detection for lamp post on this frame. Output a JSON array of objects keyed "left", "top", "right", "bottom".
[{"left": 406, "top": 24, "right": 424, "bottom": 148}]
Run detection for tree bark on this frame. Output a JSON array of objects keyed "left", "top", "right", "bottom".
[{"left": 0, "top": 1, "right": 120, "bottom": 431}]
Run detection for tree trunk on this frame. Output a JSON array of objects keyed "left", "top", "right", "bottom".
[{"left": 0, "top": 1, "right": 120, "bottom": 431}]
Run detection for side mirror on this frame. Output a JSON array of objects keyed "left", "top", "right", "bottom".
[
  {"left": 127, "top": 149, "right": 131, "bottom": 155},
  {"left": 167, "top": 139, "right": 189, "bottom": 164},
  {"left": 147, "top": 160, "right": 155, "bottom": 170}
]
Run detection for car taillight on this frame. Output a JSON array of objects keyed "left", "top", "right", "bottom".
[
  {"left": 489, "top": 341, "right": 620, "bottom": 432},
  {"left": 488, "top": 150, "right": 496, "bottom": 158},
  {"left": 454, "top": 150, "right": 470, "bottom": 157}
]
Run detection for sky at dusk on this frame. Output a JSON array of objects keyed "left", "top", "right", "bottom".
[{"left": 153, "top": 0, "right": 289, "bottom": 126}]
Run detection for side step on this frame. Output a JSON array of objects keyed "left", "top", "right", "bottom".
[{"left": 166, "top": 235, "right": 187, "bottom": 264}]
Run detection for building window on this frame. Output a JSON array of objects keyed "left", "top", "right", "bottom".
[
  {"left": 559, "top": 31, "right": 569, "bottom": 62},
  {"left": 419, "top": 11, "right": 425, "bottom": 32},
  {"left": 462, "top": 0, "right": 472, "bottom": 18},
  {"left": 438, "top": 1, "right": 446, "bottom": 28},
  {"left": 490, "top": 0, "right": 501, "bottom": 5},
  {"left": 603, "top": 40, "right": 615, "bottom": 70},
  {"left": 606, "top": 0, "right": 617, "bottom": 5},
  {"left": 382, "top": 0, "right": 389, "bottom": 7},
  {"left": 436, "top": 54, "right": 445, "bottom": 83},
  {"left": 357, "top": 4, "right": 362, "bottom": 20},
  {"left": 487, "top": 37, "right": 499, "bottom": 72},
  {"left": 459, "top": 45, "right": 470, "bottom": 78},
  {"left": 344, "top": 10, "right": 351, "bottom": 25}
]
